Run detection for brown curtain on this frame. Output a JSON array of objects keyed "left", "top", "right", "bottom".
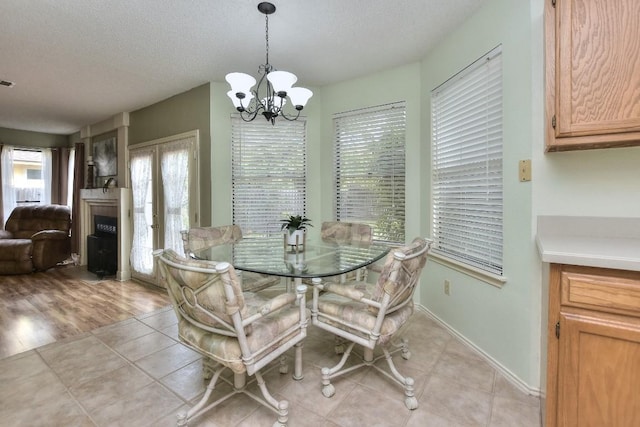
[
  {"left": 50, "top": 147, "right": 71, "bottom": 205},
  {"left": 0, "top": 144, "right": 4, "bottom": 227},
  {"left": 71, "top": 143, "right": 85, "bottom": 254}
]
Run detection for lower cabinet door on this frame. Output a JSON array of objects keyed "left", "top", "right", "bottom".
[{"left": 557, "top": 310, "right": 640, "bottom": 427}]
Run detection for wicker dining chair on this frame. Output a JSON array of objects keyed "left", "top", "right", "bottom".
[
  {"left": 154, "top": 249, "right": 309, "bottom": 426},
  {"left": 310, "top": 237, "right": 432, "bottom": 410}
]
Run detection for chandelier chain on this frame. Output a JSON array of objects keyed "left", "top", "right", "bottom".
[{"left": 264, "top": 13, "right": 270, "bottom": 67}]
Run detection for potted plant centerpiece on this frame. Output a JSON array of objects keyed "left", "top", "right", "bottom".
[{"left": 281, "top": 215, "right": 312, "bottom": 249}]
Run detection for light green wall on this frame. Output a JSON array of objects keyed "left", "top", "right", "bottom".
[
  {"left": 420, "top": 0, "right": 537, "bottom": 388},
  {"left": 0, "top": 127, "right": 70, "bottom": 148},
  {"left": 129, "top": 83, "right": 212, "bottom": 225},
  {"left": 209, "top": 82, "right": 233, "bottom": 226}
]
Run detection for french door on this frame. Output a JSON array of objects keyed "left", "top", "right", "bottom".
[{"left": 129, "top": 131, "right": 199, "bottom": 286}]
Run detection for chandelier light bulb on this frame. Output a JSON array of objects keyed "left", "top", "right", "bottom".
[
  {"left": 267, "top": 71, "right": 297, "bottom": 97},
  {"left": 225, "top": 73, "right": 256, "bottom": 99},
  {"left": 227, "top": 90, "right": 254, "bottom": 111},
  {"left": 287, "top": 87, "right": 313, "bottom": 109}
]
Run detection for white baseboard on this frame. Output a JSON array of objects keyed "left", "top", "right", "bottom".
[{"left": 416, "top": 304, "right": 541, "bottom": 397}]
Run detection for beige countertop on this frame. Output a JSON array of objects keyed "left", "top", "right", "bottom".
[{"left": 536, "top": 216, "right": 640, "bottom": 272}]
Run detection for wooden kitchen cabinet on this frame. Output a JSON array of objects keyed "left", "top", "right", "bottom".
[
  {"left": 546, "top": 264, "right": 640, "bottom": 427},
  {"left": 545, "top": 0, "right": 640, "bottom": 151}
]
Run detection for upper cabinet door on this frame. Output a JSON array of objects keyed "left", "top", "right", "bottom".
[{"left": 546, "top": 0, "right": 640, "bottom": 151}]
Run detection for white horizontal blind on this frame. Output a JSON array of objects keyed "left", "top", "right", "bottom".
[
  {"left": 431, "top": 46, "right": 503, "bottom": 276},
  {"left": 232, "top": 116, "right": 307, "bottom": 237},
  {"left": 333, "top": 102, "right": 406, "bottom": 243}
]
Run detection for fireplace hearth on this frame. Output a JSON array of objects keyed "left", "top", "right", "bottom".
[{"left": 87, "top": 215, "right": 117, "bottom": 278}]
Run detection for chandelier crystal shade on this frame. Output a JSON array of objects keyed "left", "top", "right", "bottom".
[{"left": 226, "top": 2, "right": 313, "bottom": 125}]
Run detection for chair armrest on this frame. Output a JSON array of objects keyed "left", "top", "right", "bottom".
[
  {"left": 366, "top": 261, "right": 384, "bottom": 274},
  {"left": 31, "top": 230, "right": 69, "bottom": 241},
  {"left": 0, "top": 230, "right": 13, "bottom": 239},
  {"left": 318, "top": 282, "right": 382, "bottom": 310},
  {"left": 242, "top": 292, "right": 298, "bottom": 326}
]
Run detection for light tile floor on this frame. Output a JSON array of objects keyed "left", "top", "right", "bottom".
[{"left": 0, "top": 306, "right": 541, "bottom": 426}]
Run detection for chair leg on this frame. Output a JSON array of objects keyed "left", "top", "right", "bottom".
[
  {"left": 293, "top": 342, "right": 304, "bottom": 380},
  {"left": 202, "top": 357, "right": 216, "bottom": 380},
  {"left": 381, "top": 345, "right": 418, "bottom": 410},
  {"left": 321, "top": 341, "right": 356, "bottom": 398},
  {"left": 278, "top": 355, "right": 289, "bottom": 374},
  {"left": 178, "top": 366, "right": 227, "bottom": 426},
  {"left": 399, "top": 337, "right": 411, "bottom": 360},
  {"left": 254, "top": 371, "right": 289, "bottom": 427},
  {"left": 334, "top": 335, "right": 346, "bottom": 355}
]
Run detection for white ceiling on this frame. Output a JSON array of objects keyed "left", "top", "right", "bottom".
[{"left": 0, "top": 0, "right": 485, "bottom": 135}]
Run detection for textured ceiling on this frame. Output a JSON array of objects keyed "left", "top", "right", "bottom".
[{"left": 0, "top": 0, "right": 485, "bottom": 135}]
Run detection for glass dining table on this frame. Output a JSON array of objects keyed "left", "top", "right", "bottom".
[{"left": 189, "top": 235, "right": 390, "bottom": 288}]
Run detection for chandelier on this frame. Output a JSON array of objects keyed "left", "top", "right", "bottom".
[{"left": 225, "top": 2, "right": 313, "bottom": 125}]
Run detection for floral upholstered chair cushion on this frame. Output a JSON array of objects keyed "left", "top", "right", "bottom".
[
  {"left": 181, "top": 225, "right": 243, "bottom": 254},
  {"left": 320, "top": 221, "right": 372, "bottom": 244},
  {"left": 155, "top": 248, "right": 309, "bottom": 426},
  {"left": 311, "top": 221, "right": 374, "bottom": 284}
]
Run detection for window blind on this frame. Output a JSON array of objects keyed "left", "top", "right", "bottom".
[
  {"left": 431, "top": 46, "right": 503, "bottom": 276},
  {"left": 232, "top": 116, "right": 307, "bottom": 237},
  {"left": 333, "top": 102, "right": 406, "bottom": 243}
]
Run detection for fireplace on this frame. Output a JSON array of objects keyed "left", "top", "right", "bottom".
[
  {"left": 87, "top": 215, "right": 118, "bottom": 278},
  {"left": 79, "top": 188, "right": 132, "bottom": 281}
]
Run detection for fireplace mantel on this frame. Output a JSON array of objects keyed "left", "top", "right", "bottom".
[{"left": 80, "top": 188, "right": 132, "bottom": 280}]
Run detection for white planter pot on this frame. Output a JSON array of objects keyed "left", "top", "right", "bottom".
[{"left": 285, "top": 229, "right": 305, "bottom": 246}]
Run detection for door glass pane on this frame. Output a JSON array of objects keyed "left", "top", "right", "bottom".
[
  {"left": 160, "top": 139, "right": 191, "bottom": 253},
  {"left": 130, "top": 150, "right": 154, "bottom": 275}
]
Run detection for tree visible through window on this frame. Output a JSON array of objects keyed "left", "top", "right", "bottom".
[{"left": 333, "top": 102, "right": 406, "bottom": 243}]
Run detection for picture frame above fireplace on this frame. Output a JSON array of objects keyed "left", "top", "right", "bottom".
[{"left": 93, "top": 136, "right": 117, "bottom": 177}]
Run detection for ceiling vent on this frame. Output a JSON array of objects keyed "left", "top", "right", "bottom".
[{"left": 0, "top": 80, "right": 16, "bottom": 88}]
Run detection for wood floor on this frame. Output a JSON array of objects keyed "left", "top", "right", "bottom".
[{"left": 0, "top": 266, "right": 170, "bottom": 359}]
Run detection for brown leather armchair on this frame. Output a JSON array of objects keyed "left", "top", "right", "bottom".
[{"left": 0, "top": 205, "right": 71, "bottom": 274}]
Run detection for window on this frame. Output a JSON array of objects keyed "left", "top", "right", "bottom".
[
  {"left": 431, "top": 46, "right": 503, "bottom": 277},
  {"left": 333, "top": 102, "right": 406, "bottom": 243},
  {"left": 232, "top": 117, "right": 307, "bottom": 237},
  {"left": 26, "top": 169, "right": 42, "bottom": 180},
  {"left": 1, "top": 146, "right": 53, "bottom": 224}
]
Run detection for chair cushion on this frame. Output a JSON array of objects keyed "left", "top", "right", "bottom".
[
  {"left": 316, "top": 285, "right": 413, "bottom": 346},
  {"left": 320, "top": 222, "right": 372, "bottom": 243},
  {"left": 0, "top": 239, "right": 33, "bottom": 274},
  {"left": 5, "top": 205, "right": 71, "bottom": 238},
  {"left": 184, "top": 225, "right": 243, "bottom": 253},
  {"left": 178, "top": 292, "right": 309, "bottom": 374},
  {"left": 370, "top": 238, "right": 428, "bottom": 312},
  {"left": 160, "top": 249, "right": 248, "bottom": 330}
]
